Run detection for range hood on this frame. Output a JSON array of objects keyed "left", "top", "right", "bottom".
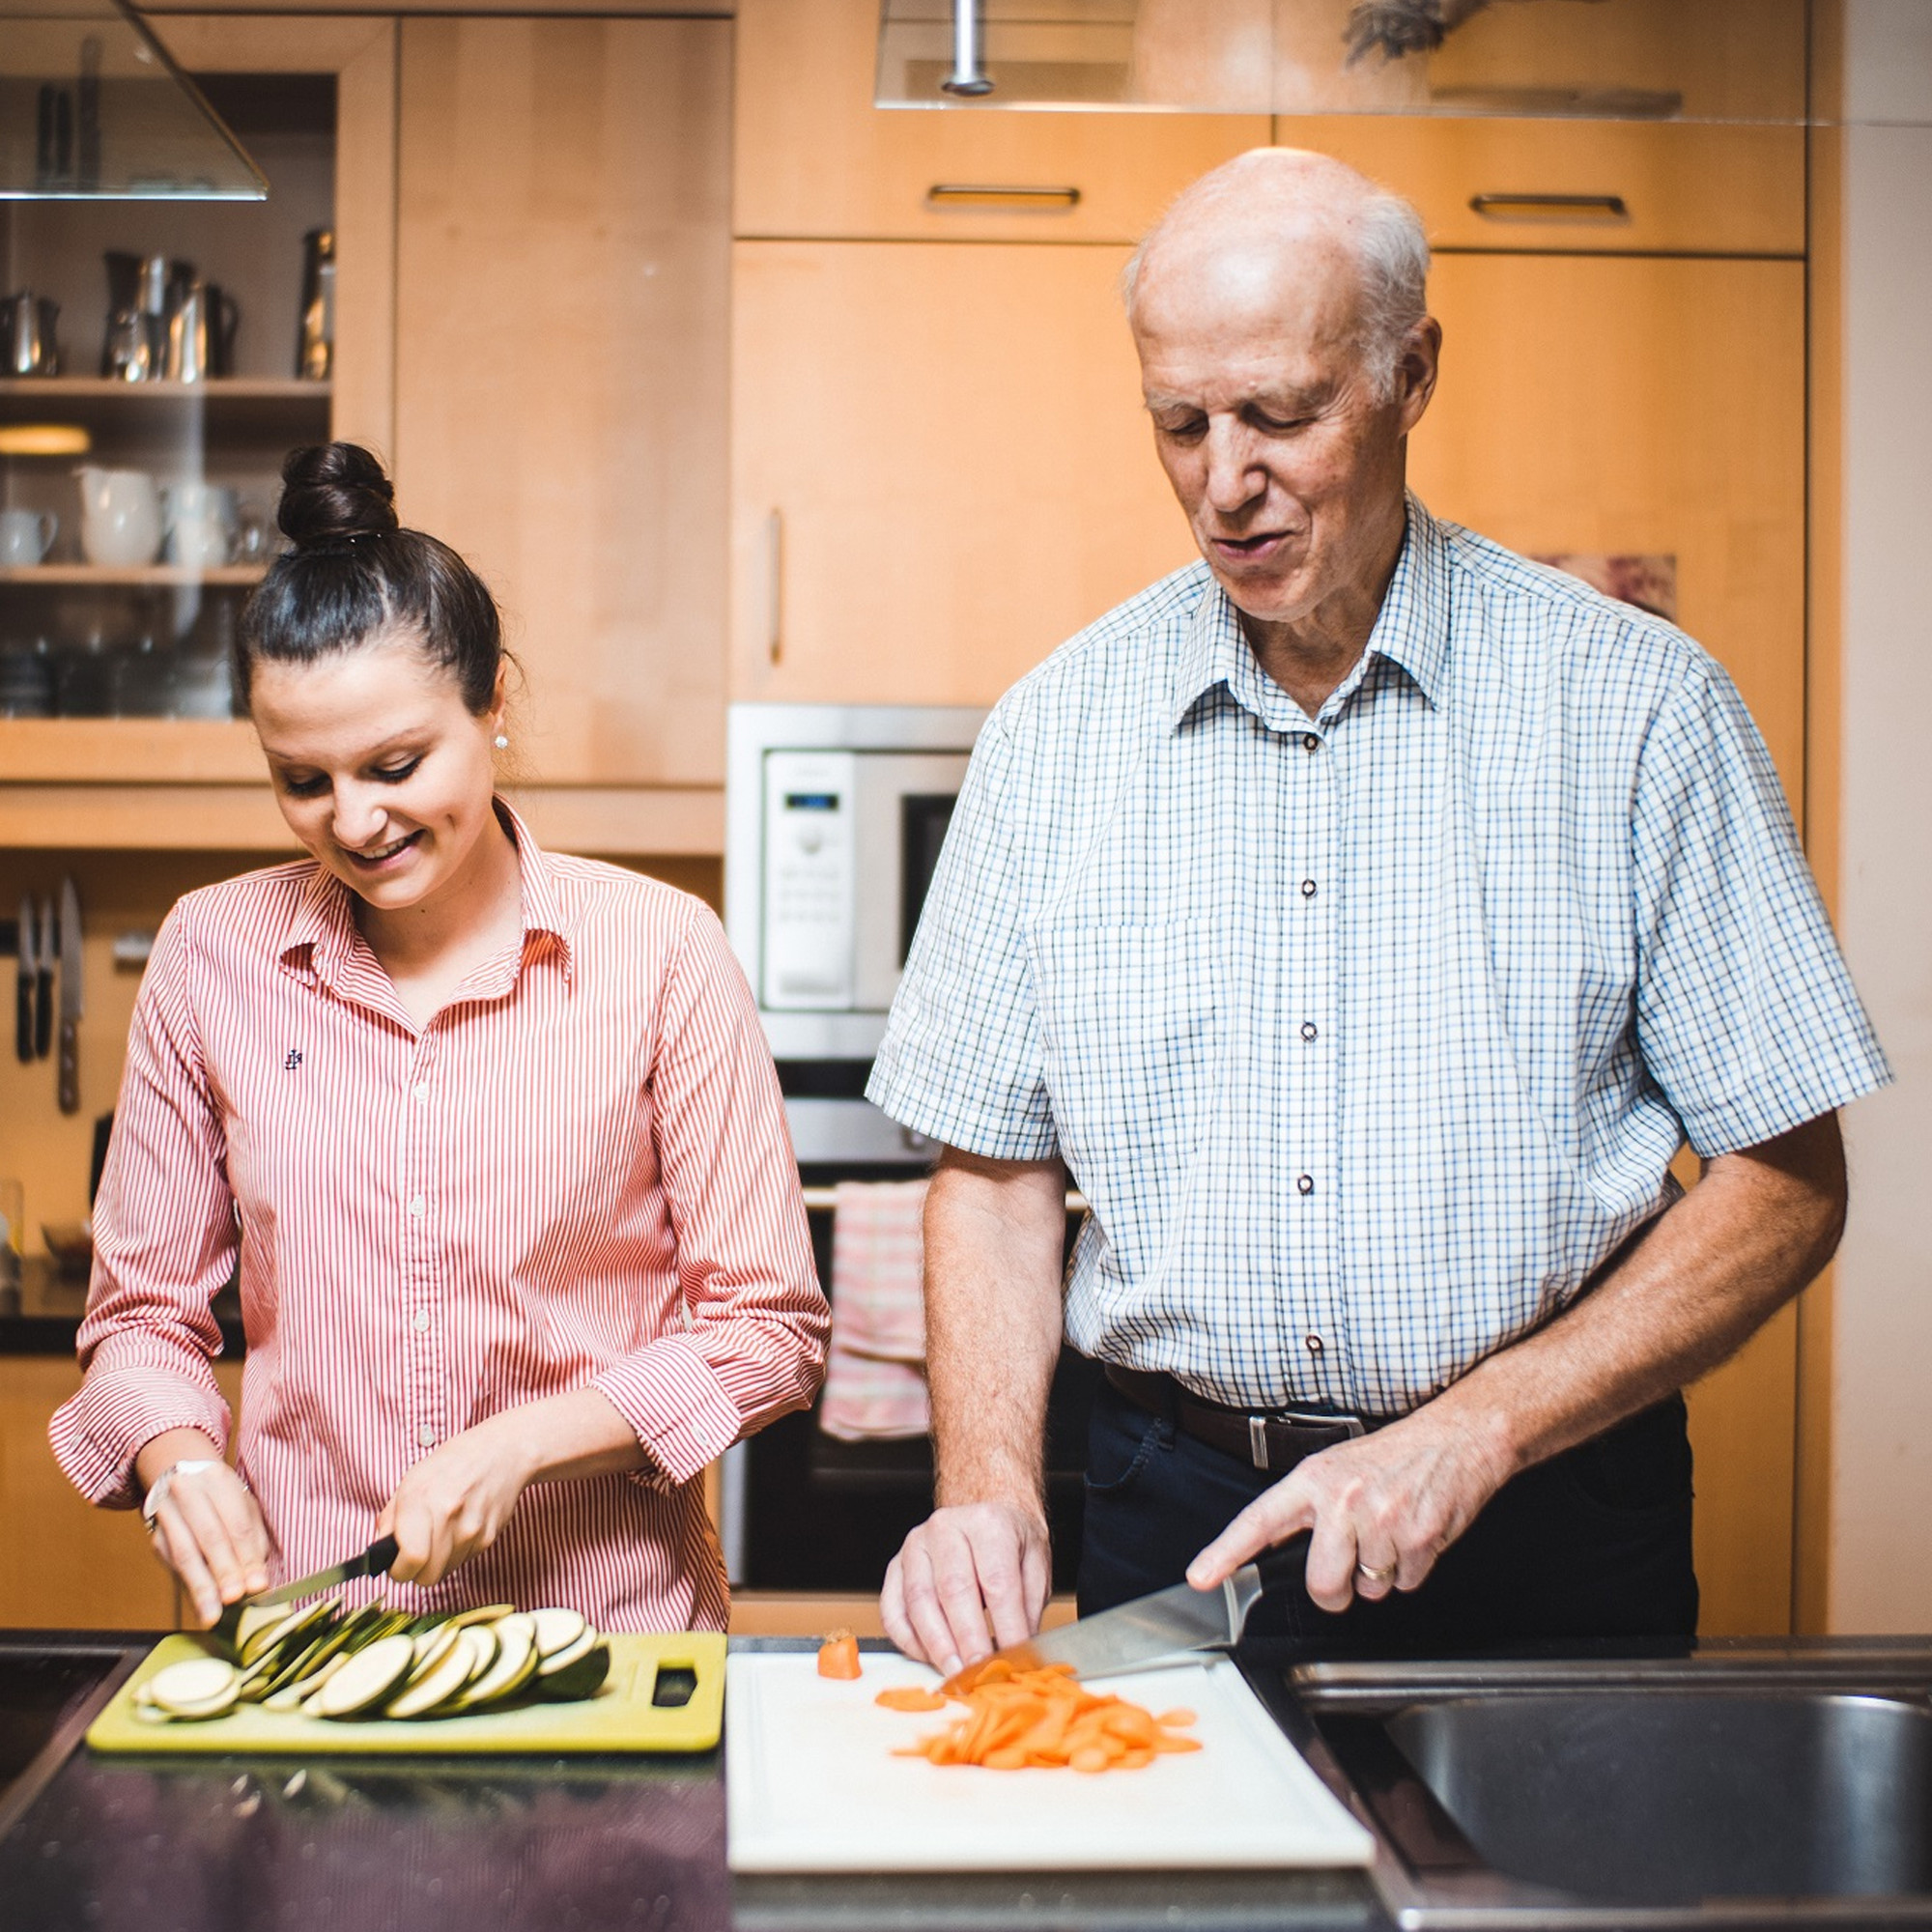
[
  {"left": 876, "top": 0, "right": 1829, "bottom": 123},
  {"left": 3, "top": 0, "right": 266, "bottom": 199}
]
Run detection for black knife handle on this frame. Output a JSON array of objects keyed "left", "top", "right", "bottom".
[
  {"left": 57, "top": 1015, "right": 78, "bottom": 1115},
  {"left": 15, "top": 975, "right": 30, "bottom": 1064},
  {"left": 1252, "top": 1531, "right": 1314, "bottom": 1601},
  {"left": 363, "top": 1533, "right": 399, "bottom": 1578},
  {"left": 34, "top": 967, "right": 51, "bottom": 1059}
]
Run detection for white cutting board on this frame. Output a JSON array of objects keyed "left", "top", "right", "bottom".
[{"left": 725, "top": 1651, "right": 1376, "bottom": 1872}]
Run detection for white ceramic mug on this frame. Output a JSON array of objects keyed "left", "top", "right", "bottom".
[
  {"left": 162, "top": 482, "right": 237, "bottom": 570},
  {"left": 74, "top": 466, "right": 162, "bottom": 569},
  {"left": 0, "top": 509, "right": 57, "bottom": 566}
]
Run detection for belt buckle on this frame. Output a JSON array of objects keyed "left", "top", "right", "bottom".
[{"left": 1247, "top": 1406, "right": 1368, "bottom": 1472}]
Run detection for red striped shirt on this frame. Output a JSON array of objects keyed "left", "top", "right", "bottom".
[{"left": 50, "top": 805, "right": 827, "bottom": 1633}]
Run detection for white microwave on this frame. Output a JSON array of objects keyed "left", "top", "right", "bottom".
[{"left": 724, "top": 703, "right": 985, "bottom": 1069}]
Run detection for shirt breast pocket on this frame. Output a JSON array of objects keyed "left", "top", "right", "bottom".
[{"left": 1026, "top": 920, "right": 1221, "bottom": 1230}]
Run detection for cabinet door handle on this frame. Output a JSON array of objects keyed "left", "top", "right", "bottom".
[
  {"left": 927, "top": 184, "right": 1082, "bottom": 210},
  {"left": 765, "top": 508, "right": 783, "bottom": 666},
  {"left": 1469, "top": 192, "right": 1629, "bottom": 223}
]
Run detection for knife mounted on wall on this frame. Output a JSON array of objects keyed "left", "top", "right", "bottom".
[{"left": 57, "top": 877, "right": 82, "bottom": 1114}]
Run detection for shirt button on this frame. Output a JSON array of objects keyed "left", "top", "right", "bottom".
[
  {"left": 1296, "top": 1174, "right": 1315, "bottom": 1195},
  {"left": 408, "top": 1195, "right": 425, "bottom": 1217},
  {"left": 1300, "top": 879, "right": 1317, "bottom": 898},
  {"left": 1302, "top": 732, "right": 1320, "bottom": 752},
  {"left": 412, "top": 1308, "right": 432, "bottom": 1333},
  {"left": 416, "top": 1424, "right": 436, "bottom": 1447},
  {"left": 413, "top": 1082, "right": 430, "bottom": 1104},
  {"left": 1300, "top": 1021, "right": 1318, "bottom": 1042},
  {"left": 1305, "top": 1335, "right": 1324, "bottom": 1355}
]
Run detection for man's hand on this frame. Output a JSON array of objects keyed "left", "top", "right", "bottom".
[
  {"left": 1186, "top": 1406, "right": 1513, "bottom": 1611},
  {"left": 880, "top": 1499, "right": 1052, "bottom": 1674}
]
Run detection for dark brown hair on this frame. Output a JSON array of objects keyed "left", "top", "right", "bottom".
[{"left": 236, "top": 442, "right": 502, "bottom": 714}]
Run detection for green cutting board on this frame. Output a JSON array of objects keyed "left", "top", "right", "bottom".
[{"left": 87, "top": 1631, "right": 724, "bottom": 1756}]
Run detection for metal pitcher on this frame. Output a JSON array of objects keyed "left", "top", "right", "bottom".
[
  {"left": 163, "top": 280, "right": 239, "bottom": 383},
  {"left": 2, "top": 291, "right": 61, "bottom": 377}
]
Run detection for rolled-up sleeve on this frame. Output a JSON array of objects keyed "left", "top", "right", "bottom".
[
  {"left": 1632, "top": 657, "right": 1892, "bottom": 1157},
  {"left": 49, "top": 908, "right": 237, "bottom": 1508},
  {"left": 867, "top": 713, "right": 1060, "bottom": 1160},
  {"left": 591, "top": 903, "right": 827, "bottom": 1489}
]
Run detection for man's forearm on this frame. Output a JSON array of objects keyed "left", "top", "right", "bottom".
[
  {"left": 1436, "top": 1112, "right": 1848, "bottom": 1480},
  {"left": 923, "top": 1151, "right": 1068, "bottom": 1517}
]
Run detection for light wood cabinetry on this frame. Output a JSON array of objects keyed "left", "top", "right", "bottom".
[
  {"left": 395, "top": 15, "right": 731, "bottom": 791},
  {"left": 735, "top": 0, "right": 1266, "bottom": 242},
  {"left": 0, "top": 1354, "right": 242, "bottom": 1631},
  {"left": 731, "top": 240, "right": 1197, "bottom": 706}
]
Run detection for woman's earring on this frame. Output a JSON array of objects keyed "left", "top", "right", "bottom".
[{"left": 493, "top": 733, "right": 509, "bottom": 751}]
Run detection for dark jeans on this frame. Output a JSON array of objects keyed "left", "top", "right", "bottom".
[{"left": 1078, "top": 1374, "right": 1698, "bottom": 1660}]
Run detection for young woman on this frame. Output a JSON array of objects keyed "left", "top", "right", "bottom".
[{"left": 51, "top": 442, "right": 827, "bottom": 1632}]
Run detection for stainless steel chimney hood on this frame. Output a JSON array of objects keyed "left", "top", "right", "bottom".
[
  {"left": 874, "top": 0, "right": 1856, "bottom": 125},
  {"left": 3, "top": 0, "right": 267, "bottom": 200}
]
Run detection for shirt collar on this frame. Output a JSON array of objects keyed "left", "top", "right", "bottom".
[
  {"left": 278, "top": 796, "right": 575, "bottom": 991},
  {"left": 1168, "top": 494, "right": 1451, "bottom": 729}
]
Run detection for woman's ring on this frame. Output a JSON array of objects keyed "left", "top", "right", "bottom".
[{"left": 1355, "top": 1558, "right": 1397, "bottom": 1584}]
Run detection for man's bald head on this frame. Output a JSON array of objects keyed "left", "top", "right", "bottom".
[{"left": 1123, "top": 149, "right": 1430, "bottom": 402}]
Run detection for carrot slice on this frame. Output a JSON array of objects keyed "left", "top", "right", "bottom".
[
  {"left": 875, "top": 1685, "right": 948, "bottom": 1713},
  {"left": 816, "top": 1632, "right": 863, "bottom": 1680},
  {"left": 896, "top": 1663, "right": 1201, "bottom": 1774}
]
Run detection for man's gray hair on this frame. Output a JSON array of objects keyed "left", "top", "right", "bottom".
[{"left": 1122, "top": 158, "right": 1432, "bottom": 405}]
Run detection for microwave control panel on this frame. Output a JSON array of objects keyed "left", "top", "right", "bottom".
[{"left": 761, "top": 750, "right": 857, "bottom": 1009}]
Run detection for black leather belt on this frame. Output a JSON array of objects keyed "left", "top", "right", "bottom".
[{"left": 1104, "top": 1364, "right": 1373, "bottom": 1474}]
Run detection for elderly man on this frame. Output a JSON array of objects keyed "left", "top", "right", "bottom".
[{"left": 867, "top": 150, "right": 1889, "bottom": 1674}]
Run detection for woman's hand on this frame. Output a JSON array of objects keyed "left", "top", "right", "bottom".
[
  {"left": 138, "top": 1435, "right": 271, "bottom": 1627},
  {"left": 377, "top": 1415, "right": 537, "bottom": 1590}
]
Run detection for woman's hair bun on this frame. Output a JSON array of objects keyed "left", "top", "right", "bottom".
[{"left": 276, "top": 441, "right": 400, "bottom": 550}]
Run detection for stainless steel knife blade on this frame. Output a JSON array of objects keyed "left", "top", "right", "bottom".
[
  {"left": 246, "top": 1534, "right": 400, "bottom": 1612},
  {"left": 56, "top": 876, "right": 81, "bottom": 1114},
  {"left": 14, "top": 894, "right": 33, "bottom": 1064},
  {"left": 942, "top": 1566, "right": 1265, "bottom": 1690}
]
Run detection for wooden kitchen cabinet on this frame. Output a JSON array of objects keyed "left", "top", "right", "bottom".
[
  {"left": 0, "top": 1354, "right": 243, "bottom": 1631},
  {"left": 730, "top": 239, "right": 1198, "bottom": 705},
  {"left": 734, "top": 0, "right": 1266, "bottom": 243},
  {"left": 394, "top": 15, "right": 731, "bottom": 791}
]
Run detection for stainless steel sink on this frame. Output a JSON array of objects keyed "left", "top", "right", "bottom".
[{"left": 1257, "top": 1642, "right": 1932, "bottom": 1928}]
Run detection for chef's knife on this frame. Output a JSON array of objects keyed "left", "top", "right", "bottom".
[
  {"left": 245, "top": 1534, "right": 400, "bottom": 1612},
  {"left": 942, "top": 1534, "right": 1311, "bottom": 1690},
  {"left": 14, "top": 895, "right": 33, "bottom": 1064},
  {"left": 33, "top": 896, "right": 53, "bottom": 1060},
  {"left": 57, "top": 876, "right": 82, "bottom": 1114},
  {"left": 211, "top": 1533, "right": 401, "bottom": 1649}
]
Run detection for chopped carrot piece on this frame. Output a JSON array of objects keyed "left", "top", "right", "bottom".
[
  {"left": 875, "top": 1685, "right": 948, "bottom": 1713},
  {"left": 816, "top": 1632, "right": 863, "bottom": 1680},
  {"left": 893, "top": 1662, "right": 1201, "bottom": 1774}
]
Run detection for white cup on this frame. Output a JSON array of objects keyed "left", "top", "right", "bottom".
[
  {"left": 162, "top": 482, "right": 237, "bottom": 570},
  {"left": 0, "top": 509, "right": 57, "bottom": 566},
  {"left": 75, "top": 466, "right": 162, "bottom": 569}
]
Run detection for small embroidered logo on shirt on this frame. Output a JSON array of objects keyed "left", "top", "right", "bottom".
[{"left": 284, "top": 1049, "right": 303, "bottom": 1071}]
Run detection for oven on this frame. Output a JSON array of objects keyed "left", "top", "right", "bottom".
[{"left": 722, "top": 703, "right": 1097, "bottom": 1594}]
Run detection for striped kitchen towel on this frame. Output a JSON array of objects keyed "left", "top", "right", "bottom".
[{"left": 818, "top": 1178, "right": 930, "bottom": 1440}]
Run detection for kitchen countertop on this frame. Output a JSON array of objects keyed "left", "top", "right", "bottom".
[
  {"left": 0, "top": 1256, "right": 243, "bottom": 1356},
  {"left": 0, "top": 1634, "right": 1385, "bottom": 1932}
]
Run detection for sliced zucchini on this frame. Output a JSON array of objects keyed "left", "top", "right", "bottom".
[
  {"left": 443, "top": 1603, "right": 518, "bottom": 1630},
  {"left": 536, "top": 1625, "right": 602, "bottom": 1679},
  {"left": 452, "top": 1612, "right": 539, "bottom": 1710},
  {"left": 385, "top": 1635, "right": 479, "bottom": 1719},
  {"left": 311, "top": 1634, "right": 417, "bottom": 1719},
  {"left": 146, "top": 1657, "right": 242, "bottom": 1720},
  {"left": 410, "top": 1623, "right": 463, "bottom": 1679},
  {"left": 527, "top": 1607, "right": 588, "bottom": 1662},
  {"left": 539, "top": 1642, "right": 611, "bottom": 1702}
]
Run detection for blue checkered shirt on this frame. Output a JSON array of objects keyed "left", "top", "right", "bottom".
[{"left": 868, "top": 498, "right": 1890, "bottom": 1418}]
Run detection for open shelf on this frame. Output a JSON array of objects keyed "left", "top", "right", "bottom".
[
  {"left": 0, "top": 565, "right": 267, "bottom": 587},
  {"left": 0, "top": 379, "right": 330, "bottom": 440}
]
